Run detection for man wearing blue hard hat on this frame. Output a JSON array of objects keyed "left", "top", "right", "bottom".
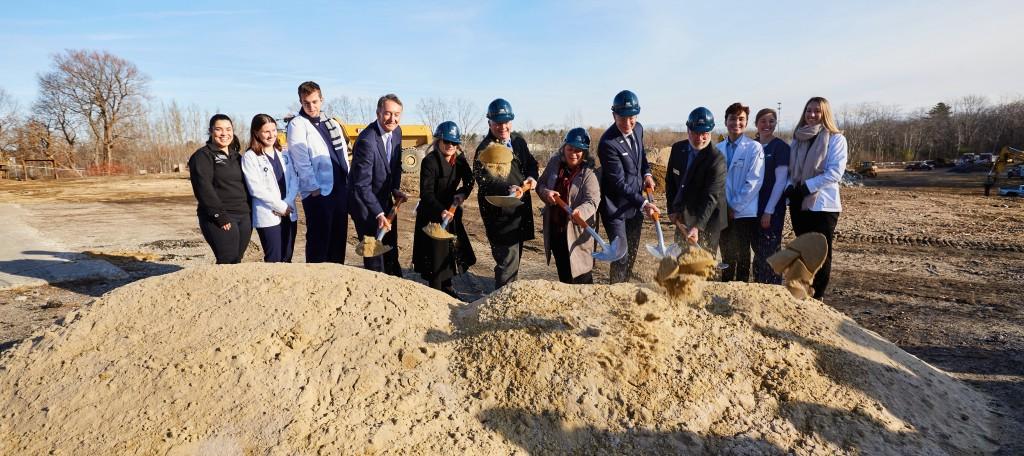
[
  {"left": 598, "top": 90, "right": 658, "bottom": 283},
  {"left": 473, "top": 98, "right": 539, "bottom": 289},
  {"left": 666, "top": 107, "right": 727, "bottom": 252}
]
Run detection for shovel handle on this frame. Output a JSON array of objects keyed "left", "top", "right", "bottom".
[
  {"left": 440, "top": 203, "right": 457, "bottom": 229},
  {"left": 376, "top": 200, "right": 403, "bottom": 240},
  {"left": 551, "top": 194, "right": 588, "bottom": 228},
  {"left": 644, "top": 188, "right": 661, "bottom": 221}
]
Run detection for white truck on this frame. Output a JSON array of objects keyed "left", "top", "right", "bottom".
[{"left": 998, "top": 184, "right": 1024, "bottom": 196}]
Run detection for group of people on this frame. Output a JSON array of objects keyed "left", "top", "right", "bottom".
[{"left": 189, "top": 82, "right": 847, "bottom": 301}]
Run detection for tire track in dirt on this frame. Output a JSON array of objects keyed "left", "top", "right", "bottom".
[{"left": 837, "top": 231, "right": 1024, "bottom": 252}]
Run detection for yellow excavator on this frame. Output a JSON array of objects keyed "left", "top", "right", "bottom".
[
  {"left": 984, "top": 146, "right": 1024, "bottom": 196},
  {"left": 276, "top": 116, "right": 434, "bottom": 173}
]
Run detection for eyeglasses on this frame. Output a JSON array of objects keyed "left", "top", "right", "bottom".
[{"left": 440, "top": 140, "right": 459, "bottom": 147}]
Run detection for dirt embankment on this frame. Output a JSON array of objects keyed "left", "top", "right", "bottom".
[{"left": 0, "top": 264, "right": 998, "bottom": 455}]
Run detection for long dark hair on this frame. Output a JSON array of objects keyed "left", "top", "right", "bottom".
[
  {"left": 207, "top": 113, "right": 240, "bottom": 153},
  {"left": 248, "top": 114, "right": 281, "bottom": 154}
]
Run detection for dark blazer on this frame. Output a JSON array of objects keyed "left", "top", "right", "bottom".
[
  {"left": 597, "top": 122, "right": 651, "bottom": 221},
  {"left": 666, "top": 140, "right": 727, "bottom": 234},
  {"left": 473, "top": 132, "right": 538, "bottom": 244},
  {"left": 349, "top": 122, "right": 403, "bottom": 235},
  {"left": 413, "top": 150, "right": 476, "bottom": 280}
]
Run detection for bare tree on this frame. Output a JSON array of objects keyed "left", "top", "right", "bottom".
[
  {"left": 452, "top": 98, "right": 483, "bottom": 136},
  {"left": 37, "top": 49, "right": 150, "bottom": 172},
  {"left": 416, "top": 97, "right": 448, "bottom": 131},
  {"left": 0, "top": 87, "right": 19, "bottom": 156}
]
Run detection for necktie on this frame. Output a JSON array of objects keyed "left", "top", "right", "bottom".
[
  {"left": 628, "top": 135, "right": 638, "bottom": 156},
  {"left": 384, "top": 134, "right": 392, "bottom": 164}
]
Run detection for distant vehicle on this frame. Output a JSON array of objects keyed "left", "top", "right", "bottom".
[
  {"left": 855, "top": 161, "right": 878, "bottom": 177},
  {"left": 1008, "top": 165, "right": 1024, "bottom": 178},
  {"left": 905, "top": 161, "right": 935, "bottom": 171},
  {"left": 979, "top": 153, "right": 995, "bottom": 164},
  {"left": 998, "top": 184, "right": 1024, "bottom": 197}
]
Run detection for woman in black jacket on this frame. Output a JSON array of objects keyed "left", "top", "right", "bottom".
[
  {"left": 412, "top": 121, "right": 476, "bottom": 298},
  {"left": 188, "top": 114, "right": 252, "bottom": 264}
]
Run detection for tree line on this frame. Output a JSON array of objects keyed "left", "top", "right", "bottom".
[{"left": 1, "top": 49, "right": 1021, "bottom": 176}]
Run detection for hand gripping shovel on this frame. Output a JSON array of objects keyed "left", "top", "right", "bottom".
[
  {"left": 644, "top": 188, "right": 678, "bottom": 259},
  {"left": 551, "top": 194, "right": 625, "bottom": 262},
  {"left": 485, "top": 191, "right": 524, "bottom": 209},
  {"left": 422, "top": 200, "right": 461, "bottom": 241},
  {"left": 356, "top": 200, "right": 403, "bottom": 258}
]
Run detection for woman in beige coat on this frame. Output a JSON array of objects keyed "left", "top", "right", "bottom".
[{"left": 537, "top": 128, "right": 601, "bottom": 284}]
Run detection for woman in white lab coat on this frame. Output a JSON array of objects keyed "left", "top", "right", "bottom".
[{"left": 242, "top": 114, "right": 299, "bottom": 262}]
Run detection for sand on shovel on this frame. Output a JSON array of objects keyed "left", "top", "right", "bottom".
[{"left": 0, "top": 265, "right": 999, "bottom": 455}]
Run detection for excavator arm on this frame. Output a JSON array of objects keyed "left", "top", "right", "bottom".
[{"left": 985, "top": 146, "right": 1024, "bottom": 195}]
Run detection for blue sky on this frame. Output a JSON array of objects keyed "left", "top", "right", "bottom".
[{"left": 2, "top": 0, "right": 1022, "bottom": 133}]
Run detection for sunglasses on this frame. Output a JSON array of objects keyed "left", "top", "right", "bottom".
[{"left": 440, "top": 139, "right": 460, "bottom": 147}]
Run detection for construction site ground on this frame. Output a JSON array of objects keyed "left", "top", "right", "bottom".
[{"left": 0, "top": 168, "right": 1022, "bottom": 453}]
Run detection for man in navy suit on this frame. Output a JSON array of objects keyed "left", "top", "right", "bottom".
[
  {"left": 598, "top": 90, "right": 659, "bottom": 283},
  {"left": 350, "top": 93, "right": 408, "bottom": 276}
]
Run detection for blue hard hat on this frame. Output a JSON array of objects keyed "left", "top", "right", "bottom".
[
  {"left": 686, "top": 107, "right": 715, "bottom": 133},
  {"left": 563, "top": 127, "right": 590, "bottom": 151},
  {"left": 486, "top": 98, "right": 515, "bottom": 123},
  {"left": 434, "top": 121, "right": 461, "bottom": 144},
  {"left": 611, "top": 90, "right": 641, "bottom": 116}
]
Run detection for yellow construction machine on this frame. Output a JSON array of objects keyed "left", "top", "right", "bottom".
[
  {"left": 276, "top": 116, "right": 434, "bottom": 173},
  {"left": 984, "top": 146, "right": 1024, "bottom": 196},
  {"left": 855, "top": 161, "right": 878, "bottom": 178}
]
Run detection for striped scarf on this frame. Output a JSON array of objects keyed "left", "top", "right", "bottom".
[{"left": 321, "top": 114, "right": 347, "bottom": 158}]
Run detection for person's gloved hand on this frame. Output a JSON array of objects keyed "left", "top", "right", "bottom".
[{"left": 791, "top": 182, "right": 811, "bottom": 201}]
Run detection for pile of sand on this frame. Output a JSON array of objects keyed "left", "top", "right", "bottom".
[{"left": 0, "top": 265, "right": 998, "bottom": 455}]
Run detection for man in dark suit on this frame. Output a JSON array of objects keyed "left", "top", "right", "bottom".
[
  {"left": 350, "top": 93, "right": 408, "bottom": 275},
  {"left": 667, "top": 107, "right": 727, "bottom": 252},
  {"left": 598, "top": 90, "right": 659, "bottom": 283}
]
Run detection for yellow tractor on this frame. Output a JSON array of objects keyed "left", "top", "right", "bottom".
[
  {"left": 276, "top": 116, "right": 434, "bottom": 173},
  {"left": 855, "top": 160, "right": 878, "bottom": 178},
  {"left": 984, "top": 146, "right": 1024, "bottom": 196}
]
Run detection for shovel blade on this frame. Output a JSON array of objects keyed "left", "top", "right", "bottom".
[
  {"left": 593, "top": 235, "right": 627, "bottom": 262},
  {"left": 646, "top": 242, "right": 667, "bottom": 258},
  {"left": 356, "top": 236, "right": 393, "bottom": 258},
  {"left": 422, "top": 223, "right": 455, "bottom": 240},
  {"left": 484, "top": 195, "right": 524, "bottom": 208}
]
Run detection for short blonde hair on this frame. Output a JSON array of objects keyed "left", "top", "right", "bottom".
[{"left": 796, "top": 96, "right": 843, "bottom": 134}]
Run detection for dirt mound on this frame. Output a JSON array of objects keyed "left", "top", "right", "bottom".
[{"left": 0, "top": 266, "right": 998, "bottom": 455}]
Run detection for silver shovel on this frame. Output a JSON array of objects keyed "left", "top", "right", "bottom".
[
  {"left": 552, "top": 194, "right": 625, "bottom": 262},
  {"left": 644, "top": 189, "right": 678, "bottom": 259},
  {"left": 484, "top": 191, "right": 524, "bottom": 208}
]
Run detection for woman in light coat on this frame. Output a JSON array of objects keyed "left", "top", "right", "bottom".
[
  {"left": 785, "top": 97, "right": 848, "bottom": 299},
  {"left": 242, "top": 114, "right": 299, "bottom": 262},
  {"left": 537, "top": 128, "right": 601, "bottom": 284}
]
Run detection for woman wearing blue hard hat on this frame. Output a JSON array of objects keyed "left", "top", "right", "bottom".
[
  {"left": 412, "top": 121, "right": 476, "bottom": 299},
  {"left": 537, "top": 128, "right": 601, "bottom": 284}
]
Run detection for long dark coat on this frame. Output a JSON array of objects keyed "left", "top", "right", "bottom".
[
  {"left": 473, "top": 132, "right": 538, "bottom": 245},
  {"left": 413, "top": 150, "right": 476, "bottom": 282}
]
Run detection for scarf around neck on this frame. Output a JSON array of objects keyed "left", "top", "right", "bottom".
[{"left": 791, "top": 124, "right": 830, "bottom": 210}]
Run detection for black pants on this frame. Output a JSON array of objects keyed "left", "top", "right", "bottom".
[
  {"left": 359, "top": 218, "right": 402, "bottom": 277},
  {"left": 606, "top": 212, "right": 644, "bottom": 284},
  {"left": 551, "top": 228, "right": 594, "bottom": 284},
  {"left": 256, "top": 218, "right": 297, "bottom": 263},
  {"left": 791, "top": 210, "right": 840, "bottom": 300},
  {"left": 720, "top": 217, "right": 759, "bottom": 282},
  {"left": 302, "top": 193, "right": 347, "bottom": 264},
  {"left": 753, "top": 209, "right": 786, "bottom": 284},
  {"left": 490, "top": 241, "right": 523, "bottom": 288},
  {"left": 199, "top": 213, "right": 252, "bottom": 264}
]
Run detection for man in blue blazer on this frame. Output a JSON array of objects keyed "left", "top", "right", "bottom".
[
  {"left": 598, "top": 90, "right": 659, "bottom": 283},
  {"left": 349, "top": 94, "right": 408, "bottom": 276}
]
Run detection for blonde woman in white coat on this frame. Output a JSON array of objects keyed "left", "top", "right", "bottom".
[
  {"left": 785, "top": 97, "right": 848, "bottom": 300},
  {"left": 242, "top": 114, "right": 299, "bottom": 262}
]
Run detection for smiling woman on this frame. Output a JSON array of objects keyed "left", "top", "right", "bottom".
[{"left": 187, "top": 114, "right": 252, "bottom": 264}]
